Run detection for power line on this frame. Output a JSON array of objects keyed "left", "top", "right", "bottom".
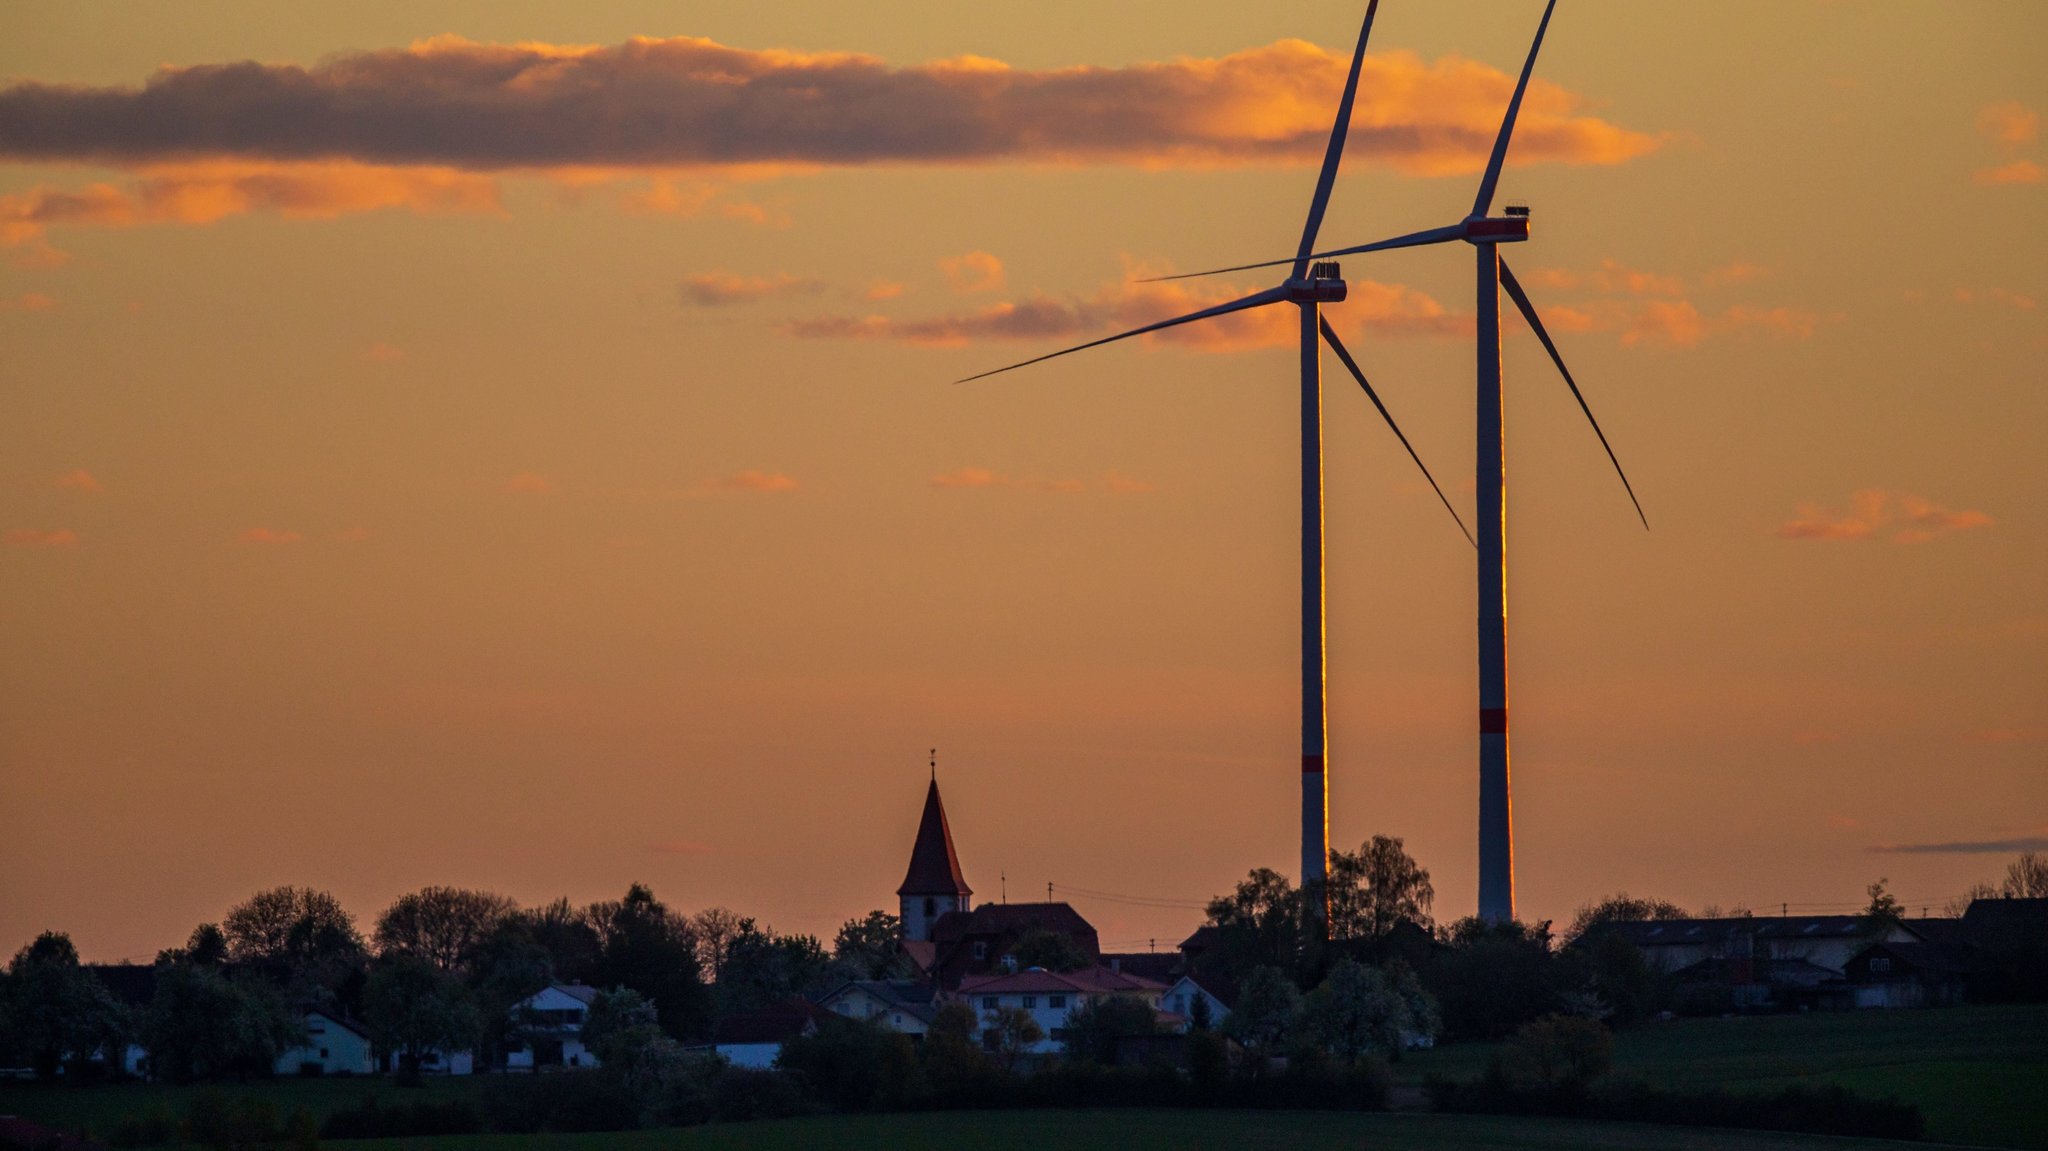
[{"left": 1050, "top": 882, "right": 1209, "bottom": 910}]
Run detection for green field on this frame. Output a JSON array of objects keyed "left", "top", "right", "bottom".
[
  {"left": 1398, "top": 1003, "right": 2048, "bottom": 1148},
  {"left": 4, "top": 1006, "right": 2043, "bottom": 1149}
]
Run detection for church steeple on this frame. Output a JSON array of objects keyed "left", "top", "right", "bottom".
[{"left": 897, "top": 762, "right": 971, "bottom": 942}]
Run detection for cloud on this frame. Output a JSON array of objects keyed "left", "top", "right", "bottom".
[
  {"left": 5, "top": 528, "right": 78, "bottom": 547},
  {"left": 1965, "top": 726, "right": 2048, "bottom": 745},
  {"left": 0, "top": 37, "right": 1659, "bottom": 177},
  {"left": 1, "top": 291, "right": 58, "bottom": 311},
  {"left": 863, "top": 280, "right": 907, "bottom": 301},
  {"left": 700, "top": 470, "right": 799, "bottom": 493},
  {"left": 1720, "top": 305, "right": 1823, "bottom": 340},
  {"left": 363, "top": 342, "right": 406, "bottom": 362},
  {"left": 1869, "top": 834, "right": 2048, "bottom": 855},
  {"left": 648, "top": 839, "right": 714, "bottom": 856},
  {"left": 942, "top": 250, "right": 1006, "bottom": 294},
  {"left": 619, "top": 178, "right": 780, "bottom": 224},
  {"left": 336, "top": 526, "right": 370, "bottom": 542},
  {"left": 53, "top": 469, "right": 100, "bottom": 492},
  {"left": 929, "top": 467, "right": 1153, "bottom": 494},
  {"left": 1975, "top": 160, "right": 2042, "bottom": 185},
  {"left": 1778, "top": 489, "right": 1992, "bottom": 544},
  {"left": 1620, "top": 299, "right": 1706, "bottom": 347},
  {"left": 1705, "top": 262, "right": 1769, "bottom": 286},
  {"left": 790, "top": 266, "right": 1460, "bottom": 351},
  {"left": 1951, "top": 286, "right": 2037, "bottom": 310},
  {"left": 504, "top": 471, "right": 553, "bottom": 494},
  {"left": 679, "top": 271, "right": 824, "bottom": 307},
  {"left": 238, "top": 528, "right": 303, "bottom": 543},
  {"left": 1977, "top": 101, "right": 2040, "bottom": 146},
  {"left": 0, "top": 160, "right": 502, "bottom": 252}
]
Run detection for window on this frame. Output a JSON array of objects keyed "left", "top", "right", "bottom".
[
  {"left": 1871, "top": 957, "right": 1892, "bottom": 974},
  {"left": 1048, "top": 995, "right": 1066, "bottom": 1009},
  {"left": 983, "top": 996, "right": 999, "bottom": 1009},
  {"left": 1021, "top": 996, "right": 1036, "bottom": 1009},
  {"left": 924, "top": 897, "right": 936, "bottom": 918},
  {"left": 973, "top": 941, "right": 988, "bottom": 960},
  {"left": 318, "top": 1048, "right": 329, "bottom": 1059}
]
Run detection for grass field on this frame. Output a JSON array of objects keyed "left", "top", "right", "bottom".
[
  {"left": 1397, "top": 1004, "right": 2048, "bottom": 1148},
  {"left": 254, "top": 1111, "right": 2041, "bottom": 1151},
  {"left": 4, "top": 1006, "right": 2043, "bottom": 1149}
]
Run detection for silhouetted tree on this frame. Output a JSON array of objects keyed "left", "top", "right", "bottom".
[
  {"left": 588, "top": 884, "right": 709, "bottom": 1039},
  {"left": 689, "top": 907, "right": 747, "bottom": 983},
  {"left": 1327, "top": 836, "right": 1435, "bottom": 943},
  {"left": 222, "top": 886, "right": 365, "bottom": 999},
  {"left": 374, "top": 887, "right": 518, "bottom": 972},
  {"left": 1060, "top": 994, "right": 1157, "bottom": 1064},
  {"left": 1562, "top": 892, "right": 1688, "bottom": 947},
  {"left": 1425, "top": 918, "right": 1561, "bottom": 1040},
  {"left": 3, "top": 932, "right": 130, "bottom": 1080},
  {"left": 1203, "top": 868, "right": 1303, "bottom": 981},
  {"left": 1008, "top": 928, "right": 1089, "bottom": 973},
  {"left": 156, "top": 923, "right": 229, "bottom": 967},
  {"left": 364, "top": 956, "right": 482, "bottom": 1081},
  {"left": 921, "top": 1001, "right": 995, "bottom": 1092},
  {"left": 1300, "top": 959, "right": 1407, "bottom": 1064},
  {"left": 715, "top": 923, "right": 829, "bottom": 1016},
  {"left": 831, "top": 910, "right": 908, "bottom": 980},
  {"left": 2005, "top": 852, "right": 2048, "bottom": 899},
  {"left": 142, "top": 962, "right": 300, "bottom": 1083},
  {"left": 1499, "top": 1014, "right": 1613, "bottom": 1097},
  {"left": 467, "top": 916, "right": 554, "bottom": 1068},
  {"left": 1221, "top": 965, "right": 1300, "bottom": 1069},
  {"left": 522, "top": 897, "right": 604, "bottom": 985},
  {"left": 1860, "top": 878, "right": 1905, "bottom": 937},
  {"left": 981, "top": 1006, "right": 1042, "bottom": 1073}
]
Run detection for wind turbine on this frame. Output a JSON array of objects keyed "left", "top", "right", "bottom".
[
  {"left": 958, "top": 1, "right": 1471, "bottom": 931},
  {"left": 1148, "top": 0, "right": 1647, "bottom": 923}
]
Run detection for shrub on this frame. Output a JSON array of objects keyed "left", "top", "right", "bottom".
[
  {"left": 1425, "top": 1072, "right": 1924, "bottom": 1140},
  {"left": 712, "top": 1065, "right": 820, "bottom": 1122},
  {"left": 1499, "top": 1014, "right": 1612, "bottom": 1095},
  {"left": 480, "top": 1070, "right": 641, "bottom": 1133},
  {"left": 318, "top": 1096, "right": 482, "bottom": 1140}
]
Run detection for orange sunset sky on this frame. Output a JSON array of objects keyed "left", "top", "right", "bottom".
[{"left": 2, "top": 1, "right": 2043, "bottom": 962}]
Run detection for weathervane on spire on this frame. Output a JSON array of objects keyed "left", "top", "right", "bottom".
[{"left": 929, "top": 748, "right": 936, "bottom": 781}]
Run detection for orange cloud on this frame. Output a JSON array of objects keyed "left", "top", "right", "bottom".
[
  {"left": 1621, "top": 299, "right": 1706, "bottom": 347},
  {"left": 363, "top": 342, "right": 406, "bottom": 362},
  {"left": 5, "top": 528, "right": 78, "bottom": 547},
  {"left": 1977, "top": 101, "right": 2040, "bottom": 146},
  {"left": 1975, "top": 160, "right": 2042, "bottom": 185},
  {"left": 700, "top": 470, "right": 798, "bottom": 494},
  {"left": 53, "top": 469, "right": 100, "bottom": 492},
  {"left": 1705, "top": 262, "right": 1770, "bottom": 286},
  {"left": 942, "top": 251, "right": 1006, "bottom": 294},
  {"left": 1964, "top": 726, "right": 2048, "bottom": 745},
  {"left": 238, "top": 528, "right": 304, "bottom": 544},
  {"left": 0, "top": 160, "right": 501, "bottom": 250},
  {"left": 619, "top": 178, "right": 780, "bottom": 224},
  {"left": 504, "top": 472, "right": 553, "bottom": 494},
  {"left": 1507, "top": 262, "right": 1819, "bottom": 347},
  {"left": 791, "top": 267, "right": 1460, "bottom": 351},
  {"left": 863, "top": 280, "right": 907, "bottom": 301},
  {"left": 679, "top": 271, "right": 824, "bottom": 307},
  {"left": 0, "top": 38, "right": 1659, "bottom": 177},
  {"left": 2, "top": 291, "right": 58, "bottom": 311},
  {"left": 1779, "top": 489, "right": 1992, "bottom": 544},
  {"left": 929, "top": 467, "right": 1153, "bottom": 494}
]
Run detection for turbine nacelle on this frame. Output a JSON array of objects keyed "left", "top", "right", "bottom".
[
  {"left": 1462, "top": 213, "right": 1531, "bottom": 245},
  {"left": 1286, "top": 261, "right": 1348, "bottom": 303}
]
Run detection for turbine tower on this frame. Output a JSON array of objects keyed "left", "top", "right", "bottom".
[
  {"left": 958, "top": 1, "right": 1470, "bottom": 929},
  {"left": 1151, "top": 0, "right": 1646, "bottom": 923}
]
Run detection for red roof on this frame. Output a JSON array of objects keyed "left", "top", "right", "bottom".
[
  {"left": 712, "top": 999, "right": 832, "bottom": 1046},
  {"left": 897, "top": 778, "right": 972, "bottom": 898},
  {"left": 957, "top": 966, "right": 1164, "bottom": 996}
]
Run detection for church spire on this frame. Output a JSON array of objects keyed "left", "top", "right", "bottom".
[{"left": 897, "top": 773, "right": 971, "bottom": 899}]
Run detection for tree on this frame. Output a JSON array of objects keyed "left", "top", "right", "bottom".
[
  {"left": 1500, "top": 1014, "right": 1613, "bottom": 1096},
  {"left": 363, "top": 956, "right": 482, "bottom": 1080},
  {"left": 156, "top": 923, "right": 229, "bottom": 967},
  {"left": 1300, "top": 959, "right": 1406, "bottom": 1064},
  {"left": 1060, "top": 994, "right": 1157, "bottom": 1064},
  {"left": 1861, "top": 878, "right": 1905, "bottom": 936},
  {"left": 981, "top": 1006, "right": 1042, "bottom": 1073},
  {"left": 1562, "top": 892, "right": 1688, "bottom": 947},
  {"left": 1220, "top": 965, "right": 1300, "bottom": 1068},
  {"left": 1947, "top": 882, "right": 2002, "bottom": 917},
  {"left": 588, "top": 884, "right": 710, "bottom": 1039},
  {"left": 221, "top": 886, "right": 365, "bottom": 996},
  {"left": 831, "top": 911, "right": 908, "bottom": 980},
  {"left": 1425, "top": 918, "right": 1560, "bottom": 1041},
  {"left": 374, "top": 887, "right": 518, "bottom": 972},
  {"left": 2005, "top": 852, "right": 2048, "bottom": 899},
  {"left": 467, "top": 917, "right": 554, "bottom": 1068},
  {"left": 522, "top": 897, "right": 603, "bottom": 984},
  {"left": 142, "top": 963, "right": 301, "bottom": 1083},
  {"left": 689, "top": 907, "right": 747, "bottom": 983},
  {"left": 777, "top": 1017, "right": 918, "bottom": 1112},
  {"left": 1008, "top": 928, "right": 1089, "bottom": 973},
  {"left": 1327, "top": 836, "right": 1436, "bottom": 942},
  {"left": 1203, "top": 868, "right": 1303, "bottom": 980},
  {"left": 3, "top": 933, "right": 129, "bottom": 1080},
  {"left": 715, "top": 923, "right": 829, "bottom": 1017},
  {"left": 921, "top": 1001, "right": 994, "bottom": 1091}
]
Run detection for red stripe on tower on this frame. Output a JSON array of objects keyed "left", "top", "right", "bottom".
[
  {"left": 1480, "top": 707, "right": 1508, "bottom": 734},
  {"left": 1302, "top": 754, "right": 1324, "bottom": 773}
]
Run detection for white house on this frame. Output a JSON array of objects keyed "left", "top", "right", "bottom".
[
  {"left": 954, "top": 967, "right": 1165, "bottom": 1055},
  {"left": 814, "top": 980, "right": 939, "bottom": 1038},
  {"left": 1157, "top": 975, "right": 1233, "bottom": 1033},
  {"left": 711, "top": 1001, "right": 832, "bottom": 1069},
  {"left": 275, "top": 1011, "right": 375, "bottom": 1077},
  {"left": 506, "top": 983, "right": 604, "bottom": 1071}
]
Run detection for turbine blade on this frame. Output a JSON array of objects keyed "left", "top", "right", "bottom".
[
  {"left": 1470, "top": 0, "right": 1558, "bottom": 219},
  {"left": 1138, "top": 223, "right": 1467, "bottom": 284},
  {"left": 1294, "top": 1, "right": 1381, "bottom": 278},
  {"left": 1319, "top": 314, "right": 1475, "bottom": 546},
  {"left": 1497, "top": 258, "right": 1648, "bottom": 529},
  {"left": 955, "top": 285, "right": 1291, "bottom": 383}
]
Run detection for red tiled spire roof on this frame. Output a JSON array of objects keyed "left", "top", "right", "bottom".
[{"left": 897, "top": 777, "right": 971, "bottom": 898}]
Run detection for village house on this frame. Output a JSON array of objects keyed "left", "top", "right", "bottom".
[
  {"left": 1157, "top": 973, "right": 1234, "bottom": 1033},
  {"left": 506, "top": 983, "right": 604, "bottom": 1070},
  {"left": 274, "top": 1010, "right": 376, "bottom": 1076},
  {"left": 1602, "top": 915, "right": 1922, "bottom": 977},
  {"left": 815, "top": 979, "right": 939, "bottom": 1037},
  {"left": 953, "top": 966, "right": 1166, "bottom": 1054},
  {"left": 711, "top": 1000, "right": 834, "bottom": 1068}
]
